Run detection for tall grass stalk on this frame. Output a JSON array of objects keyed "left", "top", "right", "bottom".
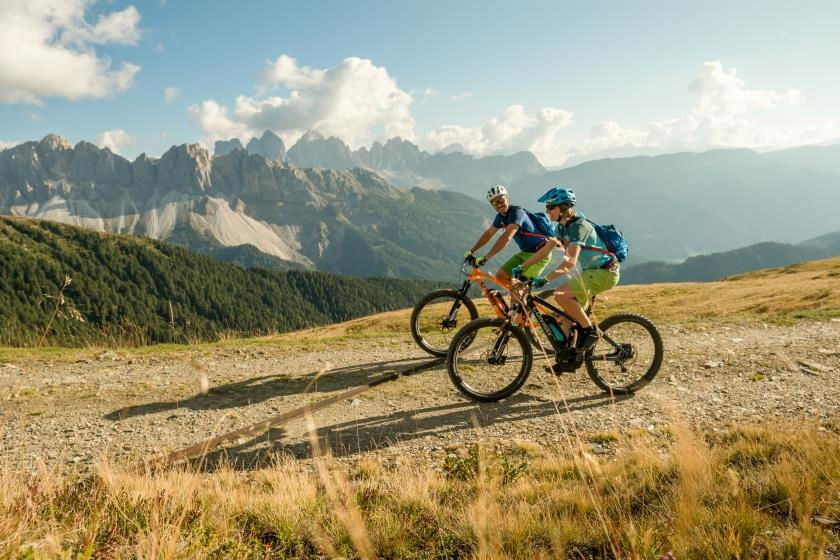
[
  {"left": 37, "top": 274, "right": 72, "bottom": 347},
  {"left": 2, "top": 426, "right": 838, "bottom": 557}
]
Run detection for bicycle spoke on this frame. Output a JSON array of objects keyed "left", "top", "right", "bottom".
[
  {"left": 585, "top": 314, "right": 663, "bottom": 393},
  {"left": 448, "top": 319, "right": 532, "bottom": 401}
]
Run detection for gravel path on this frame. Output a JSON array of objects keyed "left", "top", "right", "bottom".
[{"left": 2, "top": 320, "right": 839, "bottom": 473}]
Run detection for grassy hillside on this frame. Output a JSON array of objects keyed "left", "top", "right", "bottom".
[
  {"left": 0, "top": 217, "right": 441, "bottom": 347},
  {"left": 306, "top": 256, "right": 840, "bottom": 338}
]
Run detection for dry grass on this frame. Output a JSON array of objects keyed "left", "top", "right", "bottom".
[
  {"left": 285, "top": 256, "right": 840, "bottom": 333},
  {"left": 2, "top": 423, "right": 838, "bottom": 559}
]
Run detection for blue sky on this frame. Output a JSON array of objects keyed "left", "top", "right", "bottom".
[{"left": 2, "top": 0, "right": 839, "bottom": 164}]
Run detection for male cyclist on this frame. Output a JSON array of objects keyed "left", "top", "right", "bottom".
[
  {"left": 465, "top": 184, "right": 552, "bottom": 288},
  {"left": 513, "top": 187, "right": 619, "bottom": 351}
]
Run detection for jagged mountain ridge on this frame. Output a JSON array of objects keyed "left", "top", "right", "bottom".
[
  {"left": 214, "top": 130, "right": 546, "bottom": 193},
  {"left": 0, "top": 135, "right": 497, "bottom": 279}
]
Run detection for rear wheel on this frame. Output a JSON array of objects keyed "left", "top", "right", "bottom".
[
  {"left": 411, "top": 290, "right": 478, "bottom": 357},
  {"left": 585, "top": 313, "right": 663, "bottom": 395},
  {"left": 446, "top": 318, "right": 533, "bottom": 402}
]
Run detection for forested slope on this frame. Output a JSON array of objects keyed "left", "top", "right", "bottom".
[{"left": 0, "top": 218, "right": 440, "bottom": 346}]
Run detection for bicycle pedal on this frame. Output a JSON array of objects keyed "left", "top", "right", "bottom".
[
  {"left": 544, "top": 365, "right": 564, "bottom": 376},
  {"left": 545, "top": 363, "right": 578, "bottom": 375}
]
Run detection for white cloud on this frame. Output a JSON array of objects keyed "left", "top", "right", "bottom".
[
  {"left": 83, "top": 6, "right": 141, "bottom": 45},
  {"left": 0, "top": 0, "right": 142, "bottom": 104},
  {"left": 421, "top": 104, "right": 573, "bottom": 165},
  {"left": 191, "top": 55, "right": 415, "bottom": 148},
  {"left": 164, "top": 86, "right": 180, "bottom": 103},
  {"left": 153, "top": 42, "right": 165, "bottom": 54},
  {"left": 565, "top": 61, "right": 836, "bottom": 164},
  {"left": 451, "top": 92, "right": 473, "bottom": 101},
  {"left": 187, "top": 100, "right": 251, "bottom": 142},
  {"left": 689, "top": 61, "right": 803, "bottom": 116},
  {"left": 95, "top": 129, "right": 133, "bottom": 154},
  {"left": 0, "top": 140, "right": 21, "bottom": 151}
]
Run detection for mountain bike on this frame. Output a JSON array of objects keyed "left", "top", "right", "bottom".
[
  {"left": 410, "top": 256, "right": 553, "bottom": 357},
  {"left": 445, "top": 278, "right": 663, "bottom": 402}
]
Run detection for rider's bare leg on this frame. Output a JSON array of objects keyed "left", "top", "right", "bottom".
[
  {"left": 495, "top": 269, "right": 513, "bottom": 290},
  {"left": 553, "top": 284, "right": 592, "bottom": 334}
]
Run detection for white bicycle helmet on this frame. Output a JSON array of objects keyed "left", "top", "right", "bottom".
[{"left": 486, "top": 184, "right": 508, "bottom": 202}]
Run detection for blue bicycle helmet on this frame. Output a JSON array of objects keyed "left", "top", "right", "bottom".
[{"left": 538, "top": 186, "right": 576, "bottom": 206}]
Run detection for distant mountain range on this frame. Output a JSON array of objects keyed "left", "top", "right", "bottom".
[
  {"left": 215, "top": 129, "right": 547, "bottom": 194},
  {"left": 0, "top": 134, "right": 507, "bottom": 280},
  {"left": 216, "top": 131, "right": 840, "bottom": 261},
  {"left": 2, "top": 132, "right": 839, "bottom": 279},
  {"left": 512, "top": 147, "right": 840, "bottom": 261},
  {"left": 621, "top": 231, "right": 840, "bottom": 284}
]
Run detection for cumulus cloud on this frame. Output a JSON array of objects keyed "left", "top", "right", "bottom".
[
  {"left": 0, "top": 0, "right": 142, "bottom": 104},
  {"left": 566, "top": 61, "right": 836, "bottom": 164},
  {"left": 191, "top": 55, "right": 415, "bottom": 148},
  {"left": 421, "top": 104, "right": 573, "bottom": 165},
  {"left": 190, "top": 56, "right": 834, "bottom": 166},
  {"left": 96, "top": 129, "right": 133, "bottom": 154},
  {"left": 690, "top": 61, "right": 804, "bottom": 116},
  {"left": 164, "top": 86, "right": 180, "bottom": 103}
]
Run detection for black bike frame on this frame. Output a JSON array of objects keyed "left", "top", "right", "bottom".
[{"left": 512, "top": 293, "right": 626, "bottom": 359}]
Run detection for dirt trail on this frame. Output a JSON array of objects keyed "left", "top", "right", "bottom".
[{"left": 2, "top": 320, "right": 839, "bottom": 473}]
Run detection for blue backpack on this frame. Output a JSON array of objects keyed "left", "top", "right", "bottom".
[
  {"left": 585, "top": 219, "right": 629, "bottom": 263},
  {"left": 523, "top": 209, "right": 555, "bottom": 238}
]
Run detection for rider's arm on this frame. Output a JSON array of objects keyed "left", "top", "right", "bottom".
[
  {"left": 546, "top": 244, "right": 581, "bottom": 281},
  {"left": 470, "top": 226, "right": 499, "bottom": 253},
  {"left": 519, "top": 238, "right": 558, "bottom": 269},
  {"left": 484, "top": 224, "right": 518, "bottom": 261}
]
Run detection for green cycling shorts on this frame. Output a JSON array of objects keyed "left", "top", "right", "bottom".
[
  {"left": 500, "top": 251, "right": 552, "bottom": 278},
  {"left": 565, "top": 267, "right": 620, "bottom": 306}
]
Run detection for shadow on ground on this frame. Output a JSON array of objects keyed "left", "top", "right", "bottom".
[
  {"left": 192, "top": 389, "right": 632, "bottom": 472},
  {"left": 104, "top": 356, "right": 436, "bottom": 421}
]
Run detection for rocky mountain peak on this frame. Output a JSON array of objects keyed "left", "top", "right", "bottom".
[
  {"left": 214, "top": 138, "right": 244, "bottom": 156},
  {"left": 158, "top": 143, "right": 213, "bottom": 191},
  {"left": 439, "top": 143, "right": 465, "bottom": 155},
  {"left": 40, "top": 134, "right": 73, "bottom": 151},
  {"left": 287, "top": 130, "right": 355, "bottom": 169},
  {"left": 297, "top": 129, "right": 325, "bottom": 143},
  {"left": 245, "top": 130, "right": 286, "bottom": 161}
]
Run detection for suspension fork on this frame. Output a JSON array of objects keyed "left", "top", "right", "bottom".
[{"left": 445, "top": 279, "right": 472, "bottom": 322}]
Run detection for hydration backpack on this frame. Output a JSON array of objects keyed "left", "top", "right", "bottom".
[
  {"left": 590, "top": 221, "right": 628, "bottom": 263},
  {"left": 581, "top": 218, "right": 629, "bottom": 263},
  {"left": 521, "top": 209, "right": 555, "bottom": 238}
]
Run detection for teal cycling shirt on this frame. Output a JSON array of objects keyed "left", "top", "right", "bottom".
[{"left": 554, "top": 213, "right": 612, "bottom": 270}]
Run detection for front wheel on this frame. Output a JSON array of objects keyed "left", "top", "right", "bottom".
[
  {"left": 411, "top": 289, "right": 478, "bottom": 357},
  {"left": 446, "top": 318, "right": 533, "bottom": 402},
  {"left": 585, "top": 313, "right": 663, "bottom": 395}
]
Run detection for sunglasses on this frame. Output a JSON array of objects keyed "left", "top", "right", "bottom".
[
  {"left": 545, "top": 204, "right": 561, "bottom": 211},
  {"left": 490, "top": 197, "right": 507, "bottom": 207}
]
